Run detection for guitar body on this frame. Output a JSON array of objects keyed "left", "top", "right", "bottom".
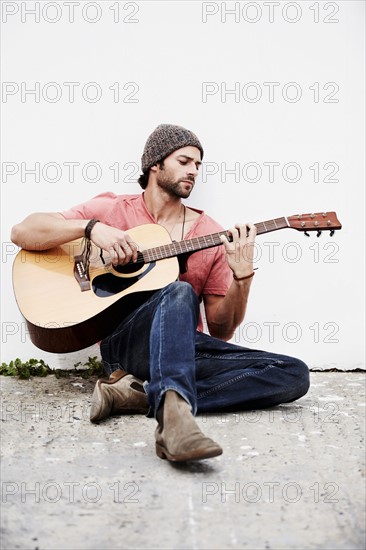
[{"left": 12, "top": 224, "right": 179, "bottom": 353}]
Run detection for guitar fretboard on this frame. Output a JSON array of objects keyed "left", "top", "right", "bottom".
[{"left": 141, "top": 217, "right": 288, "bottom": 263}]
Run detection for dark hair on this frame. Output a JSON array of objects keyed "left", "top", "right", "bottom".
[
  {"left": 137, "top": 172, "right": 149, "bottom": 190},
  {"left": 137, "top": 160, "right": 165, "bottom": 190}
]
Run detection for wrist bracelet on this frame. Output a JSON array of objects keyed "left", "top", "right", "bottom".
[
  {"left": 233, "top": 272, "right": 255, "bottom": 281},
  {"left": 85, "top": 219, "right": 100, "bottom": 240}
]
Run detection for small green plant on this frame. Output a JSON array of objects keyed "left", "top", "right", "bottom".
[
  {"left": 0, "top": 358, "right": 50, "bottom": 379},
  {"left": 71, "top": 356, "right": 104, "bottom": 379},
  {"left": 0, "top": 356, "right": 104, "bottom": 380}
]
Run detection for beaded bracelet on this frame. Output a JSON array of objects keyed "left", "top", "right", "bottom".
[{"left": 85, "top": 219, "right": 100, "bottom": 240}]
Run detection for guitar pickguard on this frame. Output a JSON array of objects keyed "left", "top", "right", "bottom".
[{"left": 92, "top": 261, "right": 156, "bottom": 297}]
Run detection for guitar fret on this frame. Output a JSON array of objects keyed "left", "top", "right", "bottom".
[
  {"left": 255, "top": 217, "right": 287, "bottom": 235},
  {"left": 175, "top": 241, "right": 184, "bottom": 254}
]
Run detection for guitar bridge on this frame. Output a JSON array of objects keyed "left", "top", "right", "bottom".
[{"left": 74, "top": 254, "right": 91, "bottom": 291}]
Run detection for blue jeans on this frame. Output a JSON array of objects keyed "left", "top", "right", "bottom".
[{"left": 100, "top": 282, "right": 310, "bottom": 417}]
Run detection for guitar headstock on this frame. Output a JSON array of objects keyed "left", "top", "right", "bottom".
[{"left": 287, "top": 212, "right": 342, "bottom": 237}]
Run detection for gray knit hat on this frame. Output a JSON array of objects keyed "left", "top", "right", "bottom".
[{"left": 141, "top": 124, "right": 204, "bottom": 173}]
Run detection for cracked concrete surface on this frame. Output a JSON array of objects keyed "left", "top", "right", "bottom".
[{"left": 1, "top": 372, "right": 365, "bottom": 550}]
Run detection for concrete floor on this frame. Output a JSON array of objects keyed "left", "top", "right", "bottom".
[{"left": 1, "top": 372, "right": 365, "bottom": 550}]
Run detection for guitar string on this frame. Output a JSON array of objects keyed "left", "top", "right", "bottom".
[
  {"left": 89, "top": 215, "right": 336, "bottom": 268},
  {"left": 108, "top": 215, "right": 290, "bottom": 265},
  {"left": 146, "top": 217, "right": 289, "bottom": 262}
]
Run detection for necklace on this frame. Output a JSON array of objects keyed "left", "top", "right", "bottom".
[
  {"left": 181, "top": 205, "right": 186, "bottom": 240},
  {"left": 161, "top": 204, "right": 186, "bottom": 240},
  {"left": 165, "top": 204, "right": 186, "bottom": 240}
]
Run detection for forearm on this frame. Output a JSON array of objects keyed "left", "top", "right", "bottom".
[
  {"left": 207, "top": 276, "right": 254, "bottom": 341},
  {"left": 11, "top": 213, "right": 88, "bottom": 250},
  {"left": 207, "top": 222, "right": 257, "bottom": 340}
]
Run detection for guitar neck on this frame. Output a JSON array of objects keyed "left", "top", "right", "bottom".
[{"left": 142, "top": 217, "right": 289, "bottom": 263}]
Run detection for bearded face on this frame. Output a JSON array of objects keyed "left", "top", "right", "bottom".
[
  {"left": 156, "top": 162, "right": 195, "bottom": 199},
  {"left": 153, "top": 146, "right": 202, "bottom": 199}
]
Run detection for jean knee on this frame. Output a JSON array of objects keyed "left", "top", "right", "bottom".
[
  {"left": 290, "top": 357, "right": 310, "bottom": 397},
  {"left": 163, "top": 281, "right": 200, "bottom": 325},
  {"left": 166, "top": 281, "right": 198, "bottom": 305}
]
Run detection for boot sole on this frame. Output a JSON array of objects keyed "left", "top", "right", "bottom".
[{"left": 156, "top": 442, "right": 223, "bottom": 462}]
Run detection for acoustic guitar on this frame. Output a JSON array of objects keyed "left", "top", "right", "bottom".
[{"left": 12, "top": 212, "right": 342, "bottom": 353}]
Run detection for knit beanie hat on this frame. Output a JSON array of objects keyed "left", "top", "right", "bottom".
[{"left": 141, "top": 124, "right": 204, "bottom": 173}]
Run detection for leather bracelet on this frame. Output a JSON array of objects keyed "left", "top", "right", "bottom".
[
  {"left": 85, "top": 219, "right": 100, "bottom": 240},
  {"left": 233, "top": 272, "right": 255, "bottom": 281}
]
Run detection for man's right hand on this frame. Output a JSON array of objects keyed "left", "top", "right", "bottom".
[{"left": 90, "top": 222, "right": 138, "bottom": 266}]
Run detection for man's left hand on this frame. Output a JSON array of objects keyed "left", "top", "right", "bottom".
[{"left": 220, "top": 223, "right": 257, "bottom": 278}]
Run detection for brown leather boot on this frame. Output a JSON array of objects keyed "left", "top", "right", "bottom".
[
  {"left": 155, "top": 390, "right": 223, "bottom": 462},
  {"left": 90, "top": 369, "right": 149, "bottom": 423}
]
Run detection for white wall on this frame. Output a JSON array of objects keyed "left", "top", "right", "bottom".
[{"left": 1, "top": 1, "right": 364, "bottom": 370}]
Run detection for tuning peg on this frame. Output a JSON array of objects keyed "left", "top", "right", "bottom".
[
  {"left": 317, "top": 230, "right": 322, "bottom": 238},
  {"left": 304, "top": 231, "right": 310, "bottom": 237},
  {"left": 330, "top": 230, "right": 335, "bottom": 237}
]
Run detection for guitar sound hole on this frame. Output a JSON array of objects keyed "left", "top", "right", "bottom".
[
  {"left": 113, "top": 252, "right": 145, "bottom": 274},
  {"left": 93, "top": 261, "right": 155, "bottom": 297}
]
